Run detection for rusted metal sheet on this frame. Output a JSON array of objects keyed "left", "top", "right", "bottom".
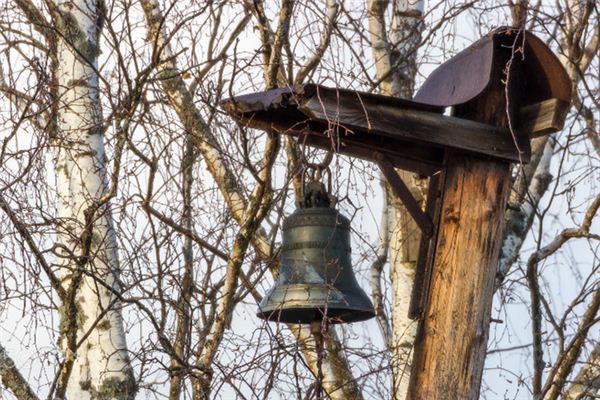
[
  {"left": 222, "top": 84, "right": 443, "bottom": 115},
  {"left": 415, "top": 28, "right": 571, "bottom": 107},
  {"left": 518, "top": 31, "right": 572, "bottom": 104},
  {"left": 415, "top": 35, "right": 495, "bottom": 107}
]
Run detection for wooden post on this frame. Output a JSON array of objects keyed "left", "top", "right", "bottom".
[
  {"left": 407, "top": 37, "right": 520, "bottom": 399},
  {"left": 407, "top": 156, "right": 510, "bottom": 399}
]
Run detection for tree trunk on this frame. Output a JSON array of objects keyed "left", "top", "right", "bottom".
[
  {"left": 367, "top": 1, "right": 425, "bottom": 397},
  {"left": 388, "top": 172, "right": 425, "bottom": 398},
  {"left": 54, "top": 0, "right": 135, "bottom": 397}
]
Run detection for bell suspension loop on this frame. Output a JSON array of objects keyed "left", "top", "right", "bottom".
[
  {"left": 299, "top": 165, "right": 334, "bottom": 209},
  {"left": 298, "top": 147, "right": 334, "bottom": 208}
]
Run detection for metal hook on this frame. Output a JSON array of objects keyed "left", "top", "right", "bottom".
[{"left": 299, "top": 136, "right": 333, "bottom": 172}]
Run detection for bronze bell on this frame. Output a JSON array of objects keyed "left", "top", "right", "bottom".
[{"left": 257, "top": 180, "right": 375, "bottom": 324}]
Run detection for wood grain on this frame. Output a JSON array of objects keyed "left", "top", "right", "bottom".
[
  {"left": 408, "top": 155, "right": 510, "bottom": 399},
  {"left": 518, "top": 98, "right": 570, "bottom": 138},
  {"left": 408, "top": 38, "right": 516, "bottom": 399},
  {"left": 298, "top": 94, "right": 530, "bottom": 163}
]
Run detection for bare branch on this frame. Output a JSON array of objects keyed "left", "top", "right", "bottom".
[
  {"left": 0, "top": 344, "right": 38, "bottom": 400},
  {"left": 295, "top": 0, "right": 339, "bottom": 84},
  {"left": 497, "top": 137, "right": 554, "bottom": 286},
  {"left": 14, "top": 0, "right": 54, "bottom": 41},
  {"left": 544, "top": 282, "right": 600, "bottom": 400},
  {"left": 265, "top": 0, "right": 294, "bottom": 89},
  {"left": 0, "top": 193, "right": 65, "bottom": 299},
  {"left": 140, "top": 3, "right": 363, "bottom": 398},
  {"left": 190, "top": 11, "right": 252, "bottom": 91}
]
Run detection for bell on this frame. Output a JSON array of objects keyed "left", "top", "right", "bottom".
[{"left": 257, "top": 180, "right": 375, "bottom": 324}]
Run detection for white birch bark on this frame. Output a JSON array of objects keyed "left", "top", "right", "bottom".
[
  {"left": 54, "top": 0, "right": 134, "bottom": 397},
  {"left": 367, "top": 0, "right": 401, "bottom": 95},
  {"left": 564, "top": 342, "right": 600, "bottom": 400},
  {"left": 388, "top": 0, "right": 424, "bottom": 99},
  {"left": 367, "top": 1, "right": 424, "bottom": 398},
  {"left": 370, "top": 186, "right": 393, "bottom": 347},
  {"left": 387, "top": 173, "right": 425, "bottom": 399},
  {"left": 497, "top": 137, "right": 554, "bottom": 282}
]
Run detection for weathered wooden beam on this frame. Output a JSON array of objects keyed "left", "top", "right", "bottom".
[
  {"left": 231, "top": 108, "right": 444, "bottom": 176},
  {"left": 518, "top": 98, "right": 570, "bottom": 137},
  {"left": 222, "top": 84, "right": 531, "bottom": 166},
  {"left": 375, "top": 153, "right": 434, "bottom": 238},
  {"left": 408, "top": 173, "right": 442, "bottom": 320},
  {"left": 409, "top": 155, "right": 511, "bottom": 399},
  {"left": 297, "top": 87, "right": 531, "bottom": 163},
  {"left": 302, "top": 135, "right": 442, "bottom": 176}
]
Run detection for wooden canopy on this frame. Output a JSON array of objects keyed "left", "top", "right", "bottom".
[
  {"left": 221, "top": 29, "right": 571, "bottom": 177},
  {"left": 222, "top": 84, "right": 532, "bottom": 176}
]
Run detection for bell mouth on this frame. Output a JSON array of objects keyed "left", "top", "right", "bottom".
[
  {"left": 256, "top": 284, "right": 375, "bottom": 324},
  {"left": 257, "top": 307, "right": 375, "bottom": 324}
]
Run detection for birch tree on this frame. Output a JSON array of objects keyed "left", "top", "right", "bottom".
[
  {"left": 365, "top": 0, "right": 426, "bottom": 397},
  {"left": 52, "top": 0, "right": 136, "bottom": 396},
  {"left": 0, "top": 0, "right": 137, "bottom": 398}
]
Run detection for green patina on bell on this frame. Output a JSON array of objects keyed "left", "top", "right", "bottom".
[{"left": 257, "top": 180, "right": 375, "bottom": 324}]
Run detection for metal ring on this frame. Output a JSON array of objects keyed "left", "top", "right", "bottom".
[{"left": 299, "top": 136, "right": 333, "bottom": 171}]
